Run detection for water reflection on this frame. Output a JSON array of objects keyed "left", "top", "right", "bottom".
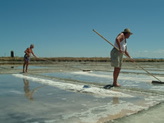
[
  {"left": 23, "top": 79, "right": 46, "bottom": 101},
  {"left": 113, "top": 97, "right": 119, "bottom": 104}
]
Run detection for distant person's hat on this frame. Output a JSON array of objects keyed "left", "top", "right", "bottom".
[{"left": 123, "top": 28, "right": 133, "bottom": 35}]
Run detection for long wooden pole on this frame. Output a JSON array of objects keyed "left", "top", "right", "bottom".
[{"left": 93, "top": 29, "right": 162, "bottom": 82}]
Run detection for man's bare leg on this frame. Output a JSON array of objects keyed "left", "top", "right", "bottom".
[
  {"left": 25, "top": 62, "right": 29, "bottom": 73},
  {"left": 23, "top": 61, "right": 26, "bottom": 73},
  {"left": 113, "top": 67, "right": 121, "bottom": 87}
]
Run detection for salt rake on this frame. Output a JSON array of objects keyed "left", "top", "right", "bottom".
[{"left": 93, "top": 29, "right": 164, "bottom": 84}]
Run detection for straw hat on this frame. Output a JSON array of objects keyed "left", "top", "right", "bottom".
[{"left": 123, "top": 28, "right": 133, "bottom": 35}]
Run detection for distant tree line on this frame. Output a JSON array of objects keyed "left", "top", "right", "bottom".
[{"left": 0, "top": 57, "right": 164, "bottom": 63}]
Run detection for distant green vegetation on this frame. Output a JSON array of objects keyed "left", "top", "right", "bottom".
[{"left": 0, "top": 57, "right": 164, "bottom": 64}]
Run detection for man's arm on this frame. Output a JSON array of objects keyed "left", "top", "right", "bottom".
[
  {"left": 24, "top": 48, "right": 28, "bottom": 54},
  {"left": 125, "top": 47, "right": 134, "bottom": 62},
  {"left": 31, "top": 50, "right": 37, "bottom": 58},
  {"left": 24, "top": 48, "right": 31, "bottom": 56},
  {"left": 116, "top": 33, "right": 124, "bottom": 53}
]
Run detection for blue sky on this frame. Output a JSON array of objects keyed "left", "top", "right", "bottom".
[{"left": 0, "top": 0, "right": 164, "bottom": 58}]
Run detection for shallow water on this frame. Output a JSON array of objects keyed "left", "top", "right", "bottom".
[
  {"left": 41, "top": 70, "right": 164, "bottom": 92},
  {"left": 106, "top": 103, "right": 164, "bottom": 123},
  {"left": 1, "top": 62, "right": 164, "bottom": 123},
  {"left": 16, "top": 65, "right": 49, "bottom": 69}
]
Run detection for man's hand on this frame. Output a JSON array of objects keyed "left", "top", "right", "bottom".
[
  {"left": 119, "top": 49, "right": 123, "bottom": 53},
  {"left": 130, "top": 57, "right": 135, "bottom": 63}
]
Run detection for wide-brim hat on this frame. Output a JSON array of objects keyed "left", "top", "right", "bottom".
[{"left": 123, "top": 28, "right": 133, "bottom": 35}]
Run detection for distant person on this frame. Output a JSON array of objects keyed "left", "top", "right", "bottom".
[
  {"left": 110, "top": 28, "right": 134, "bottom": 87},
  {"left": 23, "top": 44, "right": 37, "bottom": 73}
]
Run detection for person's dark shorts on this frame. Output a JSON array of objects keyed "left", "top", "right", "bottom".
[{"left": 24, "top": 54, "right": 30, "bottom": 61}]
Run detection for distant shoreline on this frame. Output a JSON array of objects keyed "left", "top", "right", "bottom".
[{"left": 0, "top": 57, "right": 164, "bottom": 65}]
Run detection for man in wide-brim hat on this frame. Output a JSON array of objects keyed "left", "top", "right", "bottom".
[{"left": 110, "top": 28, "right": 133, "bottom": 87}]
